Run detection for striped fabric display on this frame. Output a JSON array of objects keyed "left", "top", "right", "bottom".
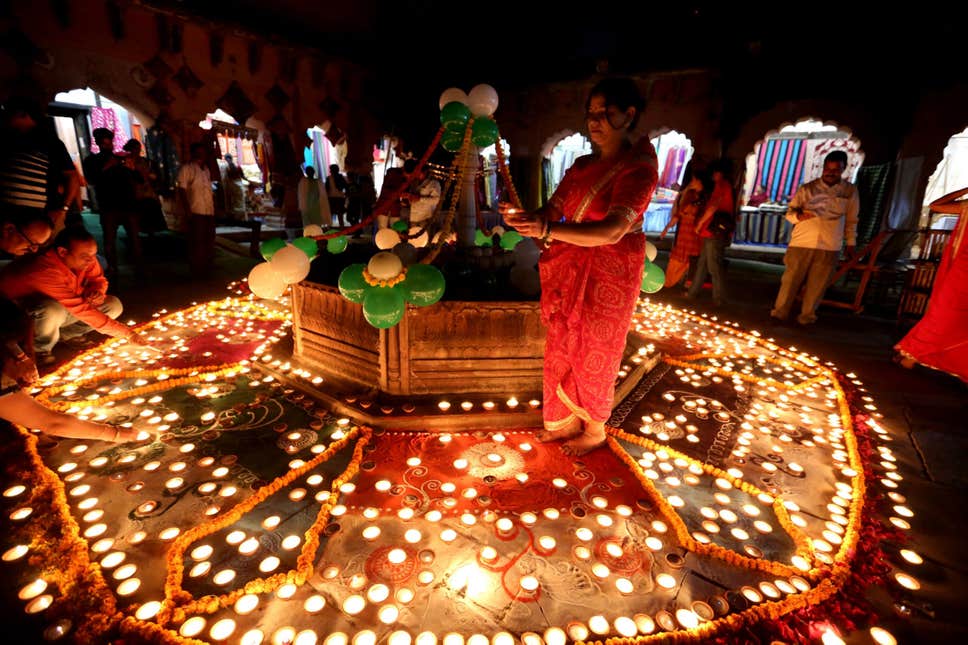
[
  {"left": 0, "top": 150, "right": 50, "bottom": 210},
  {"left": 753, "top": 138, "right": 807, "bottom": 203}
]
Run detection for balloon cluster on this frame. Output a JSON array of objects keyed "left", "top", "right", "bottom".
[
  {"left": 247, "top": 237, "right": 317, "bottom": 300},
  {"left": 338, "top": 255, "right": 446, "bottom": 329},
  {"left": 438, "top": 84, "right": 500, "bottom": 152},
  {"left": 303, "top": 224, "right": 348, "bottom": 255},
  {"left": 473, "top": 226, "right": 523, "bottom": 250},
  {"left": 641, "top": 240, "right": 664, "bottom": 293}
]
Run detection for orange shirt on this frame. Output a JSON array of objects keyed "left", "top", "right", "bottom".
[{"left": 0, "top": 249, "right": 129, "bottom": 337}]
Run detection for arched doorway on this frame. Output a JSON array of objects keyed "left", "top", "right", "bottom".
[
  {"left": 199, "top": 109, "right": 268, "bottom": 218},
  {"left": 738, "top": 118, "right": 864, "bottom": 246},
  {"left": 921, "top": 126, "right": 968, "bottom": 230},
  {"left": 645, "top": 129, "right": 695, "bottom": 232},
  {"left": 51, "top": 87, "right": 152, "bottom": 208},
  {"left": 542, "top": 131, "right": 591, "bottom": 202}
]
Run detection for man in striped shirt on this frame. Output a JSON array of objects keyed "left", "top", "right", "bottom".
[{"left": 0, "top": 96, "right": 79, "bottom": 235}]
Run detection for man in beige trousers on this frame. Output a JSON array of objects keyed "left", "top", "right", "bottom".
[{"left": 770, "top": 150, "right": 859, "bottom": 326}]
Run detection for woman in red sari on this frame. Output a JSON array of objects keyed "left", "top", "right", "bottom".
[
  {"left": 894, "top": 186, "right": 968, "bottom": 382},
  {"left": 503, "top": 78, "right": 658, "bottom": 455}
]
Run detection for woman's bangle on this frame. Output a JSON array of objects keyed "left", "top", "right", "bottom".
[{"left": 540, "top": 221, "right": 553, "bottom": 245}]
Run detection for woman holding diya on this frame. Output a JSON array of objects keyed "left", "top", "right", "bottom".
[{"left": 502, "top": 77, "right": 658, "bottom": 455}]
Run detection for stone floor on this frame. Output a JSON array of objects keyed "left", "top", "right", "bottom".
[{"left": 7, "top": 219, "right": 967, "bottom": 643}]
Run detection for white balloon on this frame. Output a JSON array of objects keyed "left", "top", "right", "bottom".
[
  {"left": 248, "top": 262, "right": 287, "bottom": 299},
  {"left": 303, "top": 224, "right": 324, "bottom": 237},
  {"left": 439, "top": 87, "right": 469, "bottom": 110},
  {"left": 408, "top": 226, "right": 429, "bottom": 248},
  {"left": 368, "top": 251, "right": 403, "bottom": 280},
  {"left": 512, "top": 238, "right": 541, "bottom": 269},
  {"left": 509, "top": 265, "right": 541, "bottom": 297},
  {"left": 270, "top": 245, "right": 311, "bottom": 285},
  {"left": 468, "top": 84, "right": 499, "bottom": 117},
  {"left": 375, "top": 228, "right": 401, "bottom": 250},
  {"left": 646, "top": 241, "right": 658, "bottom": 262}
]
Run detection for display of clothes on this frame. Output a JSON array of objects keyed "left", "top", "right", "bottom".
[{"left": 144, "top": 125, "right": 180, "bottom": 196}]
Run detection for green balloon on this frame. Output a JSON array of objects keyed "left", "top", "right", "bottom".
[
  {"left": 401, "top": 263, "right": 445, "bottom": 307},
  {"left": 292, "top": 236, "right": 319, "bottom": 259},
  {"left": 391, "top": 220, "right": 409, "bottom": 233},
  {"left": 440, "top": 101, "right": 471, "bottom": 130},
  {"left": 499, "top": 230, "right": 523, "bottom": 250},
  {"left": 326, "top": 235, "right": 348, "bottom": 254},
  {"left": 641, "top": 262, "right": 665, "bottom": 293},
  {"left": 259, "top": 237, "right": 286, "bottom": 261},
  {"left": 474, "top": 229, "right": 492, "bottom": 247},
  {"left": 471, "top": 117, "right": 499, "bottom": 147},
  {"left": 338, "top": 264, "right": 369, "bottom": 304},
  {"left": 362, "top": 287, "right": 406, "bottom": 328},
  {"left": 441, "top": 128, "right": 465, "bottom": 153}
]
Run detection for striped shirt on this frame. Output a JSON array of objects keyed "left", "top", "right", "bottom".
[{"left": 0, "top": 131, "right": 73, "bottom": 212}]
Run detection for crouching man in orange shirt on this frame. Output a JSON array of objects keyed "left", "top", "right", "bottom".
[{"left": 0, "top": 226, "right": 148, "bottom": 364}]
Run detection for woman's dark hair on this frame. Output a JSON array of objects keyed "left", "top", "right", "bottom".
[
  {"left": 708, "top": 157, "right": 734, "bottom": 180},
  {"left": 586, "top": 77, "right": 646, "bottom": 131}
]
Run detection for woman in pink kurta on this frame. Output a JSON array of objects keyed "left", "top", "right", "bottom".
[
  {"left": 894, "top": 186, "right": 968, "bottom": 382},
  {"left": 503, "top": 78, "right": 658, "bottom": 455}
]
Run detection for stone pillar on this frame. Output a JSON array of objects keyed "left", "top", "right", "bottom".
[{"left": 456, "top": 145, "right": 480, "bottom": 249}]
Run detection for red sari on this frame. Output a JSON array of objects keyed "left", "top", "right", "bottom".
[
  {"left": 540, "top": 138, "right": 658, "bottom": 429},
  {"left": 895, "top": 204, "right": 968, "bottom": 382}
]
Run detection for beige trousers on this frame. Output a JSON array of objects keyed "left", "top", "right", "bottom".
[{"left": 771, "top": 246, "right": 839, "bottom": 324}]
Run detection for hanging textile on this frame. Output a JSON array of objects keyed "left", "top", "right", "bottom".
[
  {"left": 854, "top": 163, "right": 893, "bottom": 246},
  {"left": 658, "top": 146, "right": 687, "bottom": 189},
  {"left": 88, "top": 107, "right": 126, "bottom": 153},
  {"left": 752, "top": 138, "right": 808, "bottom": 203},
  {"left": 144, "top": 125, "right": 179, "bottom": 196},
  {"left": 886, "top": 157, "right": 925, "bottom": 231}
]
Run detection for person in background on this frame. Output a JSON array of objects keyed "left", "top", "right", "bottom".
[
  {"left": 0, "top": 96, "right": 79, "bottom": 235},
  {"left": 374, "top": 167, "right": 407, "bottom": 232},
  {"left": 660, "top": 165, "right": 709, "bottom": 288},
  {"left": 0, "top": 297, "right": 139, "bottom": 442},
  {"left": 770, "top": 150, "right": 859, "bottom": 326},
  {"left": 326, "top": 163, "right": 349, "bottom": 227},
  {"left": 297, "top": 166, "right": 330, "bottom": 229},
  {"left": 122, "top": 139, "right": 167, "bottom": 235},
  {"left": 502, "top": 77, "right": 658, "bottom": 456},
  {"left": 176, "top": 142, "right": 216, "bottom": 274},
  {"left": 748, "top": 183, "right": 769, "bottom": 207},
  {"left": 893, "top": 186, "right": 968, "bottom": 382},
  {"left": 686, "top": 158, "right": 736, "bottom": 306},
  {"left": 0, "top": 226, "right": 148, "bottom": 365},
  {"left": 403, "top": 159, "right": 442, "bottom": 226}
]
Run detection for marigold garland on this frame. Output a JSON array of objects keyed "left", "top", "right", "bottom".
[
  {"left": 362, "top": 266, "right": 408, "bottom": 288},
  {"left": 158, "top": 426, "right": 372, "bottom": 626},
  {"left": 663, "top": 354, "right": 822, "bottom": 392},
  {"left": 606, "top": 432, "right": 808, "bottom": 578}
]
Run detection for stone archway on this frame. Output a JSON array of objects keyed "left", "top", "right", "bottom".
[{"left": 539, "top": 129, "right": 591, "bottom": 203}]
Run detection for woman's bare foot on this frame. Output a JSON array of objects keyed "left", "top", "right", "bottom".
[
  {"left": 561, "top": 422, "right": 607, "bottom": 456},
  {"left": 535, "top": 417, "right": 582, "bottom": 443}
]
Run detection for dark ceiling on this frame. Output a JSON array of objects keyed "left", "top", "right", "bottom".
[
  {"left": 155, "top": 1, "right": 964, "bottom": 148},
  {"left": 158, "top": 1, "right": 960, "bottom": 88}
]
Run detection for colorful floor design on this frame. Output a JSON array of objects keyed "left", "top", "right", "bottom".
[{"left": 0, "top": 293, "right": 918, "bottom": 644}]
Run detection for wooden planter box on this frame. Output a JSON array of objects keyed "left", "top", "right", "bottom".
[{"left": 292, "top": 282, "right": 546, "bottom": 396}]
